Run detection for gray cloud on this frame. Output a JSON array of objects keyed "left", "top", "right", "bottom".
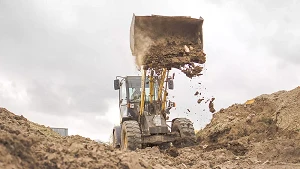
[
  {"left": 228, "top": 0, "right": 300, "bottom": 64},
  {"left": 205, "top": 0, "right": 300, "bottom": 65},
  {"left": 0, "top": 0, "right": 137, "bottom": 117}
]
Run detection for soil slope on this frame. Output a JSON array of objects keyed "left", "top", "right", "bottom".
[
  {"left": 197, "top": 86, "right": 300, "bottom": 167},
  {"left": 1, "top": 87, "right": 300, "bottom": 169}
]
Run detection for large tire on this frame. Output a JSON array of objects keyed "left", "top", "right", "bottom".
[
  {"left": 121, "top": 120, "right": 142, "bottom": 151},
  {"left": 171, "top": 118, "right": 196, "bottom": 147},
  {"left": 112, "top": 126, "right": 121, "bottom": 149},
  {"left": 112, "top": 131, "right": 119, "bottom": 148}
]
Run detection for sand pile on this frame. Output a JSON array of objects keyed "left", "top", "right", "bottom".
[
  {"left": 1, "top": 87, "right": 300, "bottom": 169},
  {"left": 197, "top": 86, "right": 300, "bottom": 165},
  {"left": 0, "top": 108, "right": 152, "bottom": 169}
]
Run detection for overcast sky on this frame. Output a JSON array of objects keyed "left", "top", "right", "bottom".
[{"left": 1, "top": 0, "right": 300, "bottom": 142}]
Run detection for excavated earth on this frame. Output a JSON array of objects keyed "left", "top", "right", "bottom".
[
  {"left": 1, "top": 86, "right": 300, "bottom": 169},
  {"left": 134, "top": 32, "right": 206, "bottom": 78},
  {"left": 143, "top": 44, "right": 206, "bottom": 78}
]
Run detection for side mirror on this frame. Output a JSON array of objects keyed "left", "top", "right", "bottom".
[
  {"left": 114, "top": 79, "right": 120, "bottom": 90},
  {"left": 168, "top": 78, "right": 174, "bottom": 90}
]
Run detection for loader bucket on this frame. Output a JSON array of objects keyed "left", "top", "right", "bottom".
[{"left": 130, "top": 14, "right": 204, "bottom": 61}]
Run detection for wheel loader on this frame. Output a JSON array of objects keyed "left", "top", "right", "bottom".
[{"left": 112, "top": 14, "right": 204, "bottom": 150}]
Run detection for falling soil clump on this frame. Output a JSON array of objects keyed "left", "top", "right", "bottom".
[
  {"left": 197, "top": 98, "right": 204, "bottom": 104},
  {"left": 208, "top": 97, "right": 216, "bottom": 113},
  {"left": 140, "top": 43, "right": 206, "bottom": 79}
]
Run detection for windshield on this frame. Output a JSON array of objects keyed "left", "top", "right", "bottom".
[{"left": 127, "top": 76, "right": 158, "bottom": 102}]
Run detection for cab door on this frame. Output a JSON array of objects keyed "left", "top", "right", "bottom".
[{"left": 119, "top": 79, "right": 128, "bottom": 118}]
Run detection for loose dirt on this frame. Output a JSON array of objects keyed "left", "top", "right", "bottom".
[
  {"left": 0, "top": 108, "right": 131, "bottom": 169},
  {"left": 132, "top": 16, "right": 206, "bottom": 78},
  {"left": 208, "top": 97, "right": 216, "bottom": 113},
  {"left": 197, "top": 86, "right": 300, "bottom": 167},
  {"left": 143, "top": 44, "right": 206, "bottom": 78},
  {"left": 1, "top": 87, "right": 300, "bottom": 169}
]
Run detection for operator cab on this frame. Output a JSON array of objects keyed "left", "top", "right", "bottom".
[
  {"left": 114, "top": 76, "right": 159, "bottom": 122},
  {"left": 114, "top": 76, "right": 174, "bottom": 122}
]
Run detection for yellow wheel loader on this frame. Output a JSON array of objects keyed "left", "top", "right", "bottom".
[{"left": 112, "top": 14, "right": 205, "bottom": 150}]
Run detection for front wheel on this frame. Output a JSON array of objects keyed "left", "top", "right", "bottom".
[
  {"left": 171, "top": 118, "right": 196, "bottom": 148},
  {"left": 112, "top": 131, "right": 119, "bottom": 148},
  {"left": 121, "top": 120, "right": 142, "bottom": 151}
]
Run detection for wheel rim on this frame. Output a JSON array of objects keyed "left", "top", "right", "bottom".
[
  {"left": 122, "top": 130, "right": 128, "bottom": 149},
  {"left": 124, "top": 132, "right": 128, "bottom": 149}
]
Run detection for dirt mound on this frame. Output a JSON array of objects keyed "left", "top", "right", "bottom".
[
  {"left": 0, "top": 107, "right": 239, "bottom": 169},
  {"left": 197, "top": 86, "right": 300, "bottom": 164},
  {"left": 1, "top": 87, "right": 300, "bottom": 169},
  {"left": 0, "top": 108, "right": 152, "bottom": 169}
]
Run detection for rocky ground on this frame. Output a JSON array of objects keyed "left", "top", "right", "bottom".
[{"left": 1, "top": 86, "right": 300, "bottom": 169}]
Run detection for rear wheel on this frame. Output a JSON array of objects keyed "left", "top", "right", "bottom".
[
  {"left": 171, "top": 118, "right": 196, "bottom": 147},
  {"left": 112, "top": 131, "right": 119, "bottom": 148},
  {"left": 121, "top": 120, "right": 142, "bottom": 151}
]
